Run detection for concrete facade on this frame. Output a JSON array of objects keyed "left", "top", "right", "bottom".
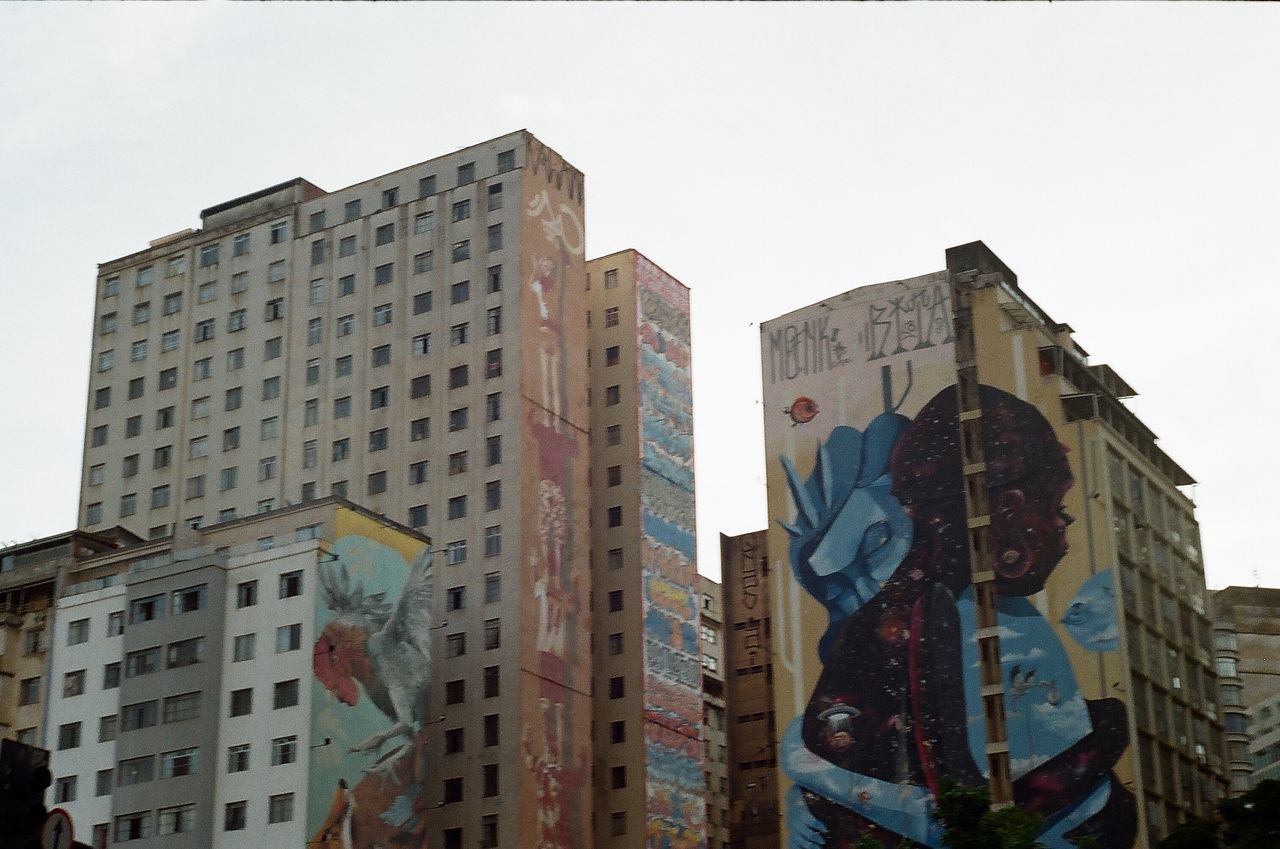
[
  {"left": 1210, "top": 585, "right": 1280, "bottom": 793},
  {"left": 699, "top": 576, "right": 729, "bottom": 849}
]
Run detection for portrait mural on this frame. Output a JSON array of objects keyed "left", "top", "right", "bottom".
[{"left": 762, "top": 275, "right": 1135, "bottom": 849}]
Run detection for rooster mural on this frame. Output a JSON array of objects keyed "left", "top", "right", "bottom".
[{"left": 310, "top": 541, "right": 434, "bottom": 847}]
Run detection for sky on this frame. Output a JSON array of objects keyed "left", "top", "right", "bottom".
[{"left": 1, "top": 4, "right": 1276, "bottom": 590}]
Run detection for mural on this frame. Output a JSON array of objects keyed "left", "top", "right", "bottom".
[
  {"left": 520, "top": 136, "right": 593, "bottom": 849},
  {"left": 761, "top": 277, "right": 1135, "bottom": 849},
  {"left": 307, "top": 511, "right": 432, "bottom": 849},
  {"left": 635, "top": 256, "right": 705, "bottom": 849}
]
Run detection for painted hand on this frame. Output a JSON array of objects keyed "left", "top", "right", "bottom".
[{"left": 787, "top": 785, "right": 828, "bottom": 849}]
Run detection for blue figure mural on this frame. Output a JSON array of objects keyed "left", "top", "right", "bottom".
[{"left": 778, "top": 385, "right": 1135, "bottom": 849}]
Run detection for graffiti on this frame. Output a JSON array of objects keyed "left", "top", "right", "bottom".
[
  {"left": 636, "top": 254, "right": 705, "bottom": 849},
  {"left": 767, "top": 316, "right": 851, "bottom": 384},
  {"left": 526, "top": 135, "right": 585, "bottom": 202},
  {"left": 774, "top": 384, "right": 1134, "bottom": 848},
  {"left": 308, "top": 530, "right": 432, "bottom": 848},
  {"left": 864, "top": 283, "right": 953, "bottom": 360}
]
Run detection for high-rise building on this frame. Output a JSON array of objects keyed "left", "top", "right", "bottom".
[
  {"left": 760, "top": 242, "right": 1224, "bottom": 849},
  {"left": 585, "top": 250, "right": 703, "bottom": 849},
  {"left": 72, "top": 135, "right": 702, "bottom": 849},
  {"left": 1209, "top": 585, "right": 1280, "bottom": 792},
  {"left": 698, "top": 576, "right": 729, "bottom": 849},
  {"left": 718, "top": 530, "right": 780, "bottom": 849}
]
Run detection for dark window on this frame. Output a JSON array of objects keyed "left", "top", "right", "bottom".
[
  {"left": 608, "top": 589, "right": 623, "bottom": 612},
  {"left": 445, "top": 679, "right": 465, "bottom": 704},
  {"left": 609, "top": 676, "right": 625, "bottom": 699},
  {"left": 449, "top": 365, "right": 469, "bottom": 389}
]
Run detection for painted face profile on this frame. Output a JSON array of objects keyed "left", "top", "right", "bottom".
[{"left": 990, "top": 466, "right": 1074, "bottom": 596}]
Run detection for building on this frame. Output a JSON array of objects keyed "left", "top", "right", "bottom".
[
  {"left": 74, "top": 134, "right": 704, "bottom": 849},
  {"left": 719, "top": 530, "right": 780, "bottom": 849},
  {"left": 759, "top": 242, "right": 1225, "bottom": 849},
  {"left": 1210, "top": 585, "right": 1280, "bottom": 792},
  {"left": 1, "top": 529, "right": 137, "bottom": 748},
  {"left": 699, "top": 576, "right": 729, "bottom": 849},
  {"left": 1246, "top": 690, "right": 1280, "bottom": 785},
  {"left": 585, "top": 250, "right": 703, "bottom": 849}
]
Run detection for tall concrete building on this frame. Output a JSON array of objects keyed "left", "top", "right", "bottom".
[
  {"left": 760, "top": 242, "right": 1224, "bottom": 849},
  {"left": 698, "top": 575, "right": 729, "bottom": 849},
  {"left": 719, "top": 531, "right": 780, "bottom": 849},
  {"left": 1210, "top": 585, "right": 1280, "bottom": 792},
  {"left": 73, "top": 135, "right": 703, "bottom": 849}
]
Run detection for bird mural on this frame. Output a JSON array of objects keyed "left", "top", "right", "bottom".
[{"left": 313, "top": 546, "right": 433, "bottom": 833}]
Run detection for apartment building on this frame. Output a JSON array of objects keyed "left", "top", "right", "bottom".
[
  {"left": 585, "top": 250, "right": 704, "bottom": 849},
  {"left": 74, "top": 135, "right": 705, "bottom": 849},
  {"left": 719, "top": 530, "right": 780, "bottom": 849},
  {"left": 699, "top": 576, "right": 729, "bottom": 849},
  {"left": 1, "top": 529, "right": 136, "bottom": 748},
  {"left": 760, "top": 242, "right": 1225, "bottom": 849},
  {"left": 1210, "top": 585, "right": 1280, "bottom": 792}
]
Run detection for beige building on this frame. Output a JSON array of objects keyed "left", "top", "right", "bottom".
[
  {"left": 698, "top": 576, "right": 729, "bottom": 849},
  {"left": 76, "top": 135, "right": 704, "bottom": 849},
  {"left": 1210, "top": 585, "right": 1280, "bottom": 792},
  {"left": 719, "top": 530, "right": 780, "bottom": 849}
]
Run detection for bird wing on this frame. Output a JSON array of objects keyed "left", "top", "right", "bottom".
[{"left": 378, "top": 546, "right": 434, "bottom": 664}]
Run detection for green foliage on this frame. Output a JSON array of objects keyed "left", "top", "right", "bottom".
[
  {"left": 1156, "top": 780, "right": 1280, "bottom": 849},
  {"left": 1157, "top": 817, "right": 1219, "bottom": 849},
  {"left": 855, "top": 834, "right": 882, "bottom": 849},
  {"left": 933, "top": 779, "right": 1045, "bottom": 849}
]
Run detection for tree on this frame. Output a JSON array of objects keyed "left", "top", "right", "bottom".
[
  {"left": 934, "top": 780, "right": 1046, "bottom": 849},
  {"left": 1156, "top": 780, "right": 1280, "bottom": 849}
]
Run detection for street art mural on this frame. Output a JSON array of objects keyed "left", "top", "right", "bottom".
[
  {"left": 636, "top": 256, "right": 706, "bottom": 849},
  {"left": 307, "top": 510, "right": 432, "bottom": 849},
  {"left": 520, "top": 136, "right": 593, "bottom": 849},
  {"left": 762, "top": 276, "right": 1135, "bottom": 849}
]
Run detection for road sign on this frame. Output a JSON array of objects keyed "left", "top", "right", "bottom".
[{"left": 40, "top": 809, "right": 73, "bottom": 849}]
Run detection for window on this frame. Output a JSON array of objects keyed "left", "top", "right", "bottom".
[
  {"left": 449, "top": 364, "right": 469, "bottom": 389},
  {"left": 375, "top": 223, "right": 395, "bottom": 246},
  {"left": 232, "top": 232, "right": 250, "bottom": 256},
  {"left": 129, "top": 594, "right": 163, "bottom": 624},
  {"left": 99, "top": 714, "right": 119, "bottom": 742},
  {"left": 220, "top": 466, "right": 238, "bottom": 491},
  {"left": 606, "top": 385, "right": 621, "bottom": 406},
  {"left": 411, "top": 417, "right": 430, "bottom": 441},
  {"left": 63, "top": 670, "right": 85, "bottom": 698},
  {"left": 130, "top": 338, "right": 147, "bottom": 361},
  {"left": 608, "top": 589, "right": 625, "bottom": 612},
  {"left": 126, "top": 646, "right": 161, "bottom": 678},
  {"left": 96, "top": 768, "right": 113, "bottom": 797},
  {"left": 610, "top": 720, "right": 626, "bottom": 744},
  {"left": 163, "top": 291, "right": 184, "bottom": 316},
  {"left": 258, "top": 456, "right": 277, "bottom": 482},
  {"left": 333, "top": 438, "right": 350, "bottom": 461},
  {"left": 107, "top": 611, "right": 125, "bottom": 637},
  {"left": 229, "top": 688, "right": 252, "bottom": 717},
  {"left": 486, "top": 435, "right": 502, "bottom": 467},
  {"left": 334, "top": 396, "right": 351, "bottom": 419},
  {"left": 122, "top": 453, "right": 140, "bottom": 477},
  {"left": 337, "top": 313, "right": 354, "bottom": 336},
  {"left": 611, "top": 812, "right": 627, "bottom": 836},
  {"left": 233, "top": 633, "right": 255, "bottom": 662},
  {"left": 193, "top": 357, "right": 213, "bottom": 382},
  {"left": 446, "top": 632, "right": 466, "bottom": 658},
  {"left": 452, "top": 240, "right": 470, "bottom": 263},
  {"left": 443, "top": 777, "right": 464, "bottom": 804},
  {"left": 608, "top": 632, "right": 624, "bottom": 655},
  {"left": 486, "top": 348, "right": 503, "bottom": 378},
  {"left": 610, "top": 765, "right": 627, "bottom": 790},
  {"left": 484, "top": 619, "right": 500, "bottom": 650},
  {"left": 97, "top": 349, "right": 114, "bottom": 372},
  {"left": 449, "top": 407, "right": 469, "bottom": 431},
  {"left": 457, "top": 161, "right": 475, "bottom": 184},
  {"left": 271, "top": 735, "right": 298, "bottom": 766},
  {"left": 373, "top": 303, "right": 393, "bottom": 327},
  {"left": 160, "top": 692, "right": 201, "bottom": 725},
  {"left": 488, "top": 182, "right": 504, "bottom": 212},
  {"left": 369, "top": 427, "right": 388, "bottom": 451},
  {"left": 605, "top": 306, "right": 620, "bottom": 327},
  {"left": 94, "top": 386, "right": 111, "bottom": 409},
  {"left": 310, "top": 239, "right": 326, "bottom": 266},
  {"left": 18, "top": 676, "right": 40, "bottom": 706},
  {"left": 446, "top": 586, "right": 466, "bottom": 612},
  {"left": 137, "top": 266, "right": 154, "bottom": 287},
  {"left": 451, "top": 280, "right": 470, "bottom": 304},
  {"left": 59, "top": 722, "right": 82, "bottom": 750},
  {"left": 335, "top": 354, "right": 353, "bottom": 377},
  {"left": 68, "top": 618, "right": 90, "bottom": 645},
  {"left": 487, "top": 223, "right": 503, "bottom": 251},
  {"left": 450, "top": 199, "right": 472, "bottom": 223},
  {"left": 222, "top": 386, "right": 243, "bottom": 413},
  {"left": 280, "top": 571, "right": 303, "bottom": 598},
  {"left": 310, "top": 209, "right": 327, "bottom": 232},
  {"left": 608, "top": 505, "right": 623, "bottom": 527},
  {"left": 191, "top": 396, "right": 210, "bottom": 419},
  {"left": 483, "top": 762, "right": 499, "bottom": 797},
  {"left": 261, "top": 415, "right": 279, "bottom": 441},
  {"left": 486, "top": 392, "right": 502, "bottom": 422},
  {"left": 418, "top": 175, "right": 437, "bottom": 198},
  {"left": 304, "top": 398, "right": 318, "bottom": 426},
  {"left": 264, "top": 335, "right": 282, "bottom": 360},
  {"left": 367, "top": 471, "right": 387, "bottom": 495},
  {"left": 609, "top": 676, "right": 625, "bottom": 699},
  {"left": 408, "top": 504, "right": 428, "bottom": 528},
  {"left": 160, "top": 747, "right": 198, "bottom": 779},
  {"left": 413, "top": 333, "right": 431, "bottom": 356},
  {"left": 344, "top": 198, "right": 362, "bottom": 222},
  {"left": 414, "top": 251, "right": 433, "bottom": 273},
  {"left": 485, "top": 480, "right": 501, "bottom": 511},
  {"left": 448, "top": 495, "right": 467, "bottom": 520},
  {"left": 120, "top": 492, "right": 138, "bottom": 517},
  {"left": 115, "top": 812, "right": 151, "bottom": 842},
  {"left": 607, "top": 424, "right": 622, "bottom": 446},
  {"left": 483, "top": 665, "right": 500, "bottom": 699},
  {"left": 375, "top": 262, "right": 394, "bottom": 285},
  {"left": 497, "top": 148, "right": 516, "bottom": 172},
  {"left": 448, "top": 451, "right": 469, "bottom": 476},
  {"left": 167, "top": 637, "right": 204, "bottom": 668},
  {"left": 157, "top": 805, "right": 195, "bottom": 836},
  {"left": 267, "top": 793, "right": 294, "bottom": 824},
  {"left": 225, "top": 801, "right": 247, "bottom": 832},
  {"left": 370, "top": 385, "right": 390, "bottom": 408},
  {"left": 103, "top": 275, "right": 120, "bottom": 297},
  {"left": 484, "top": 525, "right": 502, "bottom": 557},
  {"left": 372, "top": 344, "right": 391, "bottom": 367},
  {"left": 85, "top": 501, "right": 103, "bottom": 525},
  {"left": 262, "top": 375, "right": 281, "bottom": 400},
  {"left": 415, "top": 211, "right": 435, "bottom": 235},
  {"left": 604, "top": 268, "right": 619, "bottom": 289},
  {"left": 486, "top": 306, "right": 502, "bottom": 335},
  {"left": 487, "top": 264, "right": 503, "bottom": 293},
  {"left": 607, "top": 465, "right": 622, "bottom": 487},
  {"left": 265, "top": 297, "right": 284, "bottom": 321},
  {"left": 411, "top": 374, "right": 432, "bottom": 399},
  {"left": 445, "top": 679, "right": 465, "bottom": 704},
  {"left": 91, "top": 424, "right": 108, "bottom": 447},
  {"left": 336, "top": 276, "right": 355, "bottom": 302},
  {"left": 447, "top": 539, "right": 467, "bottom": 565},
  {"left": 270, "top": 220, "right": 287, "bottom": 243},
  {"left": 227, "top": 745, "right": 250, "bottom": 773},
  {"left": 445, "top": 726, "right": 465, "bottom": 754},
  {"left": 172, "top": 584, "right": 205, "bottom": 613}
]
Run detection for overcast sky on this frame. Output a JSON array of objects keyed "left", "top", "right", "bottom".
[{"left": 1, "top": 4, "right": 1276, "bottom": 590}]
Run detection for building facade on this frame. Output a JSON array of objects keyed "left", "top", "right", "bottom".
[
  {"left": 699, "top": 576, "right": 729, "bottom": 849},
  {"left": 73, "top": 135, "right": 705, "bottom": 849},
  {"left": 1210, "top": 585, "right": 1280, "bottom": 792},
  {"left": 759, "top": 242, "right": 1225, "bottom": 849},
  {"left": 586, "top": 250, "right": 704, "bottom": 849},
  {"left": 719, "top": 531, "right": 780, "bottom": 849}
]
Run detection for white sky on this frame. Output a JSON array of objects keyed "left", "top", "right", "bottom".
[{"left": 1, "top": 4, "right": 1276, "bottom": 590}]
